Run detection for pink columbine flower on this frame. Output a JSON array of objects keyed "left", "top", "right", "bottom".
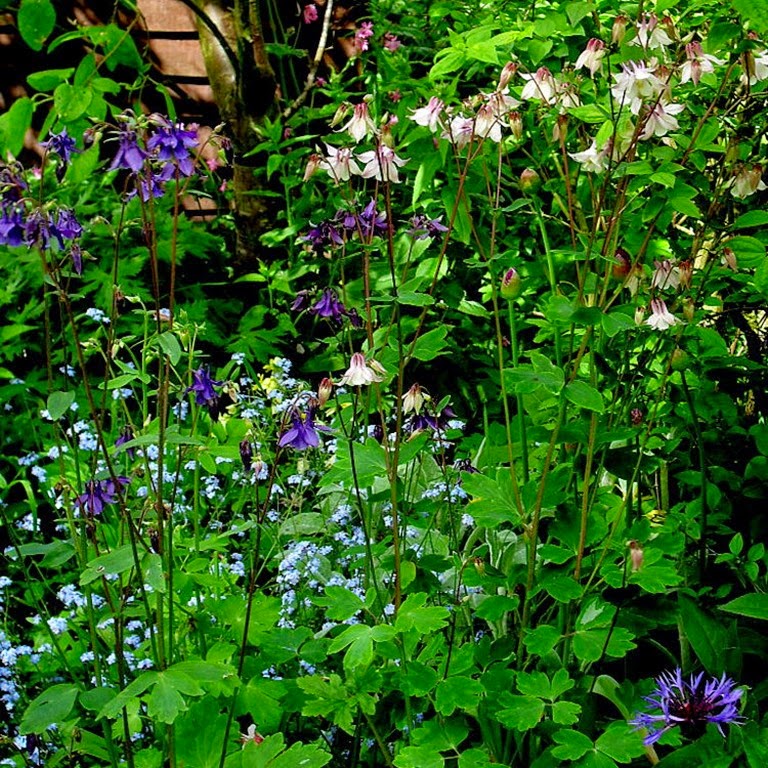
[
  {"left": 383, "top": 32, "right": 401, "bottom": 51},
  {"left": 569, "top": 139, "right": 610, "bottom": 173},
  {"left": 444, "top": 115, "right": 474, "bottom": 149},
  {"left": 680, "top": 41, "right": 724, "bottom": 85},
  {"left": 520, "top": 66, "right": 557, "bottom": 103},
  {"left": 303, "top": 3, "right": 318, "bottom": 23},
  {"left": 339, "top": 102, "right": 376, "bottom": 143},
  {"left": 640, "top": 100, "right": 684, "bottom": 140},
  {"left": 358, "top": 145, "right": 407, "bottom": 183},
  {"left": 631, "top": 13, "right": 672, "bottom": 50},
  {"left": 410, "top": 96, "right": 445, "bottom": 133},
  {"left": 575, "top": 38, "right": 606, "bottom": 76},
  {"left": 611, "top": 60, "right": 663, "bottom": 115},
  {"left": 473, "top": 103, "right": 504, "bottom": 142},
  {"left": 730, "top": 164, "right": 767, "bottom": 199},
  {"left": 651, "top": 259, "right": 681, "bottom": 291},
  {"left": 355, "top": 21, "right": 374, "bottom": 53},
  {"left": 339, "top": 352, "right": 385, "bottom": 386},
  {"left": 646, "top": 298, "right": 679, "bottom": 331},
  {"left": 321, "top": 144, "right": 360, "bottom": 182}
]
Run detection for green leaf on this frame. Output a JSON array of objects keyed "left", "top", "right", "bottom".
[
  {"left": 328, "top": 625, "right": 373, "bottom": 672},
  {"left": 552, "top": 729, "right": 594, "bottom": 760},
  {"left": 732, "top": 0, "right": 768, "bottom": 32},
  {"left": 53, "top": 82, "right": 92, "bottom": 121},
  {"left": 679, "top": 594, "right": 728, "bottom": 675},
  {"left": 0, "top": 97, "right": 34, "bottom": 157},
  {"left": 46, "top": 390, "right": 75, "bottom": 420},
  {"left": 395, "top": 593, "right": 448, "bottom": 634},
  {"left": 595, "top": 723, "right": 646, "bottom": 763},
  {"left": 435, "top": 676, "right": 484, "bottom": 715},
  {"left": 20, "top": 684, "right": 78, "bottom": 734},
  {"left": 400, "top": 661, "right": 438, "bottom": 697},
  {"left": 410, "top": 326, "right": 449, "bottom": 362},
  {"left": 27, "top": 67, "right": 74, "bottom": 91},
  {"left": 315, "top": 586, "right": 364, "bottom": 621},
  {"left": 175, "top": 699, "right": 228, "bottom": 768},
  {"left": 18, "top": 0, "right": 56, "bottom": 51},
  {"left": 523, "top": 625, "right": 562, "bottom": 658},
  {"left": 155, "top": 332, "right": 182, "bottom": 365},
  {"left": 720, "top": 593, "right": 768, "bottom": 620},
  {"left": 495, "top": 695, "right": 545, "bottom": 730},
  {"left": 725, "top": 236, "right": 765, "bottom": 268},
  {"left": 462, "top": 469, "right": 521, "bottom": 528},
  {"left": 565, "top": 380, "right": 605, "bottom": 413},
  {"left": 552, "top": 700, "right": 581, "bottom": 724},
  {"left": 393, "top": 745, "right": 445, "bottom": 768},
  {"left": 601, "top": 310, "right": 635, "bottom": 338},
  {"left": 732, "top": 210, "right": 768, "bottom": 229},
  {"left": 81, "top": 544, "right": 136, "bottom": 585},
  {"left": 97, "top": 671, "right": 158, "bottom": 720}
]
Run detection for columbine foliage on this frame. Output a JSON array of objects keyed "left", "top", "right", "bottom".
[{"left": 2, "top": 1, "right": 768, "bottom": 768}]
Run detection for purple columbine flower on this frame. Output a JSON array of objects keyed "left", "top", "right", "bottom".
[
  {"left": 630, "top": 669, "right": 744, "bottom": 745},
  {"left": 109, "top": 127, "right": 149, "bottom": 173},
  {"left": 357, "top": 199, "right": 389, "bottom": 238},
  {"left": 69, "top": 243, "right": 83, "bottom": 274},
  {"left": 407, "top": 214, "right": 449, "bottom": 240},
  {"left": 186, "top": 367, "right": 222, "bottom": 411},
  {"left": 303, "top": 219, "right": 344, "bottom": 256},
  {"left": 278, "top": 407, "right": 328, "bottom": 450},
  {"left": 54, "top": 208, "right": 83, "bottom": 243},
  {"left": 115, "top": 425, "right": 135, "bottom": 460},
  {"left": 23, "top": 209, "right": 54, "bottom": 249},
  {"left": 0, "top": 162, "right": 28, "bottom": 204},
  {"left": 147, "top": 118, "right": 198, "bottom": 177},
  {"left": 75, "top": 476, "right": 129, "bottom": 517},
  {"left": 42, "top": 129, "right": 78, "bottom": 181},
  {"left": 0, "top": 205, "right": 25, "bottom": 246}
]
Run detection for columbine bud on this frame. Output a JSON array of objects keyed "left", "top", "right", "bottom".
[
  {"left": 317, "top": 377, "right": 333, "bottom": 407},
  {"left": 303, "top": 153, "right": 322, "bottom": 182},
  {"left": 683, "top": 297, "right": 695, "bottom": 323},
  {"left": 612, "top": 247, "right": 632, "bottom": 279},
  {"left": 509, "top": 111, "right": 523, "bottom": 140},
  {"left": 239, "top": 439, "right": 253, "bottom": 471},
  {"left": 500, "top": 267, "right": 522, "bottom": 299},
  {"left": 330, "top": 102, "right": 350, "bottom": 128},
  {"left": 520, "top": 168, "right": 540, "bottom": 193},
  {"left": 670, "top": 347, "right": 688, "bottom": 372},
  {"left": 722, "top": 247, "right": 738, "bottom": 271},
  {"left": 552, "top": 114, "right": 568, "bottom": 143},
  {"left": 612, "top": 14, "right": 628, "bottom": 44},
  {"left": 498, "top": 61, "right": 518, "bottom": 90},
  {"left": 678, "top": 259, "right": 693, "bottom": 289},
  {"left": 661, "top": 14, "right": 677, "bottom": 42},
  {"left": 628, "top": 540, "right": 644, "bottom": 572},
  {"left": 630, "top": 408, "right": 643, "bottom": 425}
]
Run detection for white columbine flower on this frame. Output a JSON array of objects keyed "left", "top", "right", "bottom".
[
  {"left": 520, "top": 67, "right": 557, "bottom": 103},
  {"left": 410, "top": 96, "right": 445, "bottom": 133},
  {"left": 742, "top": 49, "right": 768, "bottom": 85},
  {"left": 575, "top": 38, "right": 606, "bottom": 76},
  {"left": 640, "top": 100, "right": 684, "bottom": 140},
  {"left": 569, "top": 139, "right": 610, "bottom": 173},
  {"left": 444, "top": 115, "right": 474, "bottom": 149},
  {"left": 680, "top": 42, "right": 724, "bottom": 85},
  {"left": 358, "top": 146, "right": 407, "bottom": 183},
  {"left": 631, "top": 13, "right": 673, "bottom": 50},
  {"left": 473, "top": 103, "right": 504, "bottom": 142},
  {"left": 651, "top": 259, "right": 681, "bottom": 291},
  {"left": 729, "top": 164, "right": 767, "bottom": 199},
  {"left": 612, "top": 60, "right": 663, "bottom": 115},
  {"left": 339, "top": 102, "right": 376, "bottom": 143},
  {"left": 339, "top": 353, "right": 385, "bottom": 387},
  {"left": 321, "top": 144, "right": 360, "bottom": 182},
  {"left": 645, "top": 298, "right": 679, "bottom": 331}
]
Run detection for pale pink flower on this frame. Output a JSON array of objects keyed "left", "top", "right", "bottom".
[
  {"left": 485, "top": 88, "right": 520, "bottom": 117},
  {"left": 645, "top": 298, "right": 679, "bottom": 331},
  {"left": 303, "top": 3, "right": 318, "bottom": 24},
  {"left": 443, "top": 115, "right": 474, "bottom": 149},
  {"left": 303, "top": 152, "right": 322, "bottom": 181},
  {"left": 575, "top": 38, "right": 606, "bottom": 76},
  {"left": 410, "top": 96, "right": 445, "bottom": 132},
  {"left": 630, "top": 13, "right": 672, "bottom": 50},
  {"left": 321, "top": 144, "right": 360, "bottom": 182},
  {"left": 729, "top": 164, "right": 767, "bottom": 199},
  {"left": 520, "top": 67, "right": 557, "bottom": 103},
  {"left": 611, "top": 60, "right": 663, "bottom": 115},
  {"left": 339, "top": 353, "right": 385, "bottom": 386},
  {"left": 339, "top": 103, "right": 376, "bottom": 143},
  {"left": 383, "top": 32, "right": 401, "bottom": 52},
  {"left": 629, "top": 540, "right": 644, "bottom": 572},
  {"left": 358, "top": 145, "right": 407, "bottom": 183},
  {"left": 742, "top": 49, "right": 768, "bottom": 85},
  {"left": 639, "top": 100, "right": 684, "bottom": 140},
  {"left": 556, "top": 81, "right": 581, "bottom": 109},
  {"left": 569, "top": 140, "right": 610, "bottom": 173},
  {"left": 402, "top": 383, "right": 428, "bottom": 414},
  {"left": 680, "top": 41, "right": 723, "bottom": 85},
  {"left": 473, "top": 103, "right": 504, "bottom": 142},
  {"left": 651, "top": 259, "right": 681, "bottom": 291},
  {"left": 355, "top": 21, "right": 374, "bottom": 53}
]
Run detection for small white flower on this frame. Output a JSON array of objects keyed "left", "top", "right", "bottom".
[
  {"left": 640, "top": 100, "right": 684, "bottom": 140},
  {"left": 729, "top": 164, "right": 767, "bottom": 199},
  {"left": 443, "top": 115, "right": 474, "bottom": 148},
  {"left": 569, "top": 139, "right": 610, "bottom": 173},
  {"left": 473, "top": 103, "right": 504, "bottom": 142},
  {"left": 645, "top": 298, "right": 679, "bottom": 331},
  {"left": 742, "top": 49, "right": 768, "bottom": 85},
  {"left": 410, "top": 96, "right": 445, "bottom": 132},
  {"left": 339, "top": 102, "right": 376, "bottom": 143},
  {"left": 575, "top": 38, "right": 606, "bottom": 76},
  {"left": 612, "top": 60, "right": 663, "bottom": 115},
  {"left": 630, "top": 13, "right": 672, "bottom": 50},
  {"left": 651, "top": 259, "right": 681, "bottom": 291},
  {"left": 680, "top": 41, "right": 723, "bottom": 85},
  {"left": 358, "top": 146, "right": 407, "bottom": 183},
  {"left": 339, "top": 352, "right": 385, "bottom": 387},
  {"left": 321, "top": 144, "right": 360, "bottom": 182},
  {"left": 520, "top": 66, "right": 557, "bottom": 103}
]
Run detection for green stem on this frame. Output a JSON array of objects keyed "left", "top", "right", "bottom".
[{"left": 507, "top": 301, "right": 529, "bottom": 484}]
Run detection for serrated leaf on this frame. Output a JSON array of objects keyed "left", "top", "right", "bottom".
[
  {"left": 496, "top": 695, "right": 545, "bottom": 730},
  {"left": 595, "top": 723, "right": 646, "bottom": 763},
  {"left": 720, "top": 593, "right": 768, "bottom": 620},
  {"left": 395, "top": 593, "right": 448, "bottom": 633},
  {"left": 523, "top": 625, "right": 562, "bottom": 657},
  {"left": 552, "top": 700, "right": 581, "bottom": 724},
  {"left": 393, "top": 745, "right": 444, "bottom": 768},
  {"left": 316, "top": 586, "right": 364, "bottom": 621},
  {"left": 20, "top": 684, "right": 78, "bottom": 734},
  {"left": 435, "top": 676, "right": 484, "bottom": 715}
]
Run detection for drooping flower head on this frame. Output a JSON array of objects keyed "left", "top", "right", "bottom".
[
  {"left": 108, "top": 126, "right": 149, "bottom": 173},
  {"left": 339, "top": 352, "right": 385, "bottom": 387},
  {"left": 278, "top": 406, "right": 327, "bottom": 450},
  {"left": 186, "top": 367, "right": 222, "bottom": 416},
  {"left": 42, "top": 128, "right": 78, "bottom": 181},
  {"left": 630, "top": 669, "right": 744, "bottom": 745},
  {"left": 645, "top": 298, "right": 679, "bottom": 331},
  {"left": 147, "top": 117, "right": 199, "bottom": 177},
  {"left": 75, "top": 476, "right": 130, "bottom": 517}
]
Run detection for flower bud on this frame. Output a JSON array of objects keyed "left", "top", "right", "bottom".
[
  {"left": 519, "top": 168, "right": 540, "bottom": 193},
  {"left": 498, "top": 61, "right": 518, "bottom": 90},
  {"left": 509, "top": 111, "right": 523, "bottom": 140},
  {"left": 630, "top": 408, "right": 643, "bottom": 425},
  {"left": 500, "top": 267, "right": 522, "bottom": 299},
  {"left": 670, "top": 347, "right": 688, "bottom": 372},
  {"left": 683, "top": 297, "right": 695, "bottom": 322},
  {"left": 722, "top": 247, "right": 738, "bottom": 271},
  {"left": 612, "top": 247, "right": 632, "bottom": 279},
  {"left": 612, "top": 14, "right": 628, "bottom": 44},
  {"left": 628, "top": 540, "right": 644, "bottom": 572},
  {"left": 317, "top": 377, "right": 333, "bottom": 407},
  {"left": 239, "top": 439, "right": 253, "bottom": 471}
]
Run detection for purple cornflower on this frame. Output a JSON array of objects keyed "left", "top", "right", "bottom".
[
  {"left": 109, "top": 127, "right": 149, "bottom": 173},
  {"left": 147, "top": 118, "right": 198, "bottom": 177},
  {"left": 186, "top": 367, "right": 222, "bottom": 411},
  {"left": 630, "top": 669, "right": 744, "bottom": 745},
  {"left": 75, "top": 476, "right": 129, "bottom": 517},
  {"left": 278, "top": 407, "right": 327, "bottom": 450},
  {"left": 42, "top": 129, "right": 78, "bottom": 181},
  {"left": 407, "top": 214, "right": 449, "bottom": 240}
]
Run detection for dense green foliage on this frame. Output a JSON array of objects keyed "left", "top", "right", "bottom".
[{"left": 2, "top": 1, "right": 768, "bottom": 767}]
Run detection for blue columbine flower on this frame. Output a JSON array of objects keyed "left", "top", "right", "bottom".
[
  {"left": 0, "top": 205, "right": 25, "bottom": 246},
  {"left": 186, "top": 367, "right": 222, "bottom": 414},
  {"left": 75, "top": 476, "right": 129, "bottom": 517},
  {"left": 109, "top": 127, "right": 149, "bottom": 173},
  {"left": 278, "top": 407, "right": 328, "bottom": 450},
  {"left": 630, "top": 668, "right": 744, "bottom": 745},
  {"left": 147, "top": 118, "right": 198, "bottom": 177},
  {"left": 42, "top": 129, "right": 78, "bottom": 181}
]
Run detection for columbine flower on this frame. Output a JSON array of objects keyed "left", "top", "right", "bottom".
[
  {"left": 147, "top": 118, "right": 198, "bottom": 177},
  {"left": 339, "top": 352, "right": 385, "bottom": 386},
  {"left": 42, "top": 129, "right": 78, "bottom": 181},
  {"left": 611, "top": 61, "right": 663, "bottom": 115},
  {"left": 310, "top": 289, "right": 360, "bottom": 326},
  {"left": 474, "top": 103, "right": 504, "bottom": 142},
  {"left": 75, "top": 476, "right": 129, "bottom": 517},
  {"left": 651, "top": 259, "right": 680, "bottom": 291},
  {"left": 520, "top": 66, "right": 557, "bottom": 103},
  {"left": 303, "top": 3, "right": 318, "bottom": 23},
  {"left": 402, "top": 383, "right": 428, "bottom": 414},
  {"left": 186, "top": 368, "right": 222, "bottom": 413},
  {"left": 410, "top": 97, "right": 445, "bottom": 133},
  {"left": 240, "top": 724, "right": 264, "bottom": 746},
  {"left": 729, "top": 164, "right": 767, "bottom": 199},
  {"left": 108, "top": 126, "right": 149, "bottom": 172},
  {"left": 0, "top": 206, "right": 25, "bottom": 247},
  {"left": 321, "top": 144, "right": 360, "bottom": 181},
  {"left": 354, "top": 21, "right": 374, "bottom": 53},
  {"left": 339, "top": 102, "right": 376, "bottom": 143},
  {"left": 645, "top": 298, "right": 678, "bottom": 331},
  {"left": 358, "top": 145, "right": 407, "bottom": 183},
  {"left": 630, "top": 13, "right": 673, "bottom": 50},
  {"left": 407, "top": 214, "right": 448, "bottom": 240},
  {"left": 575, "top": 38, "right": 606, "bottom": 76},
  {"left": 278, "top": 407, "right": 325, "bottom": 450},
  {"left": 640, "top": 100, "right": 684, "bottom": 140},
  {"left": 630, "top": 669, "right": 744, "bottom": 745},
  {"left": 444, "top": 115, "right": 475, "bottom": 149},
  {"left": 742, "top": 49, "right": 768, "bottom": 85},
  {"left": 680, "top": 42, "right": 724, "bottom": 85},
  {"left": 355, "top": 199, "right": 389, "bottom": 238},
  {"left": 383, "top": 33, "right": 401, "bottom": 52},
  {"left": 570, "top": 139, "right": 611, "bottom": 173}
]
